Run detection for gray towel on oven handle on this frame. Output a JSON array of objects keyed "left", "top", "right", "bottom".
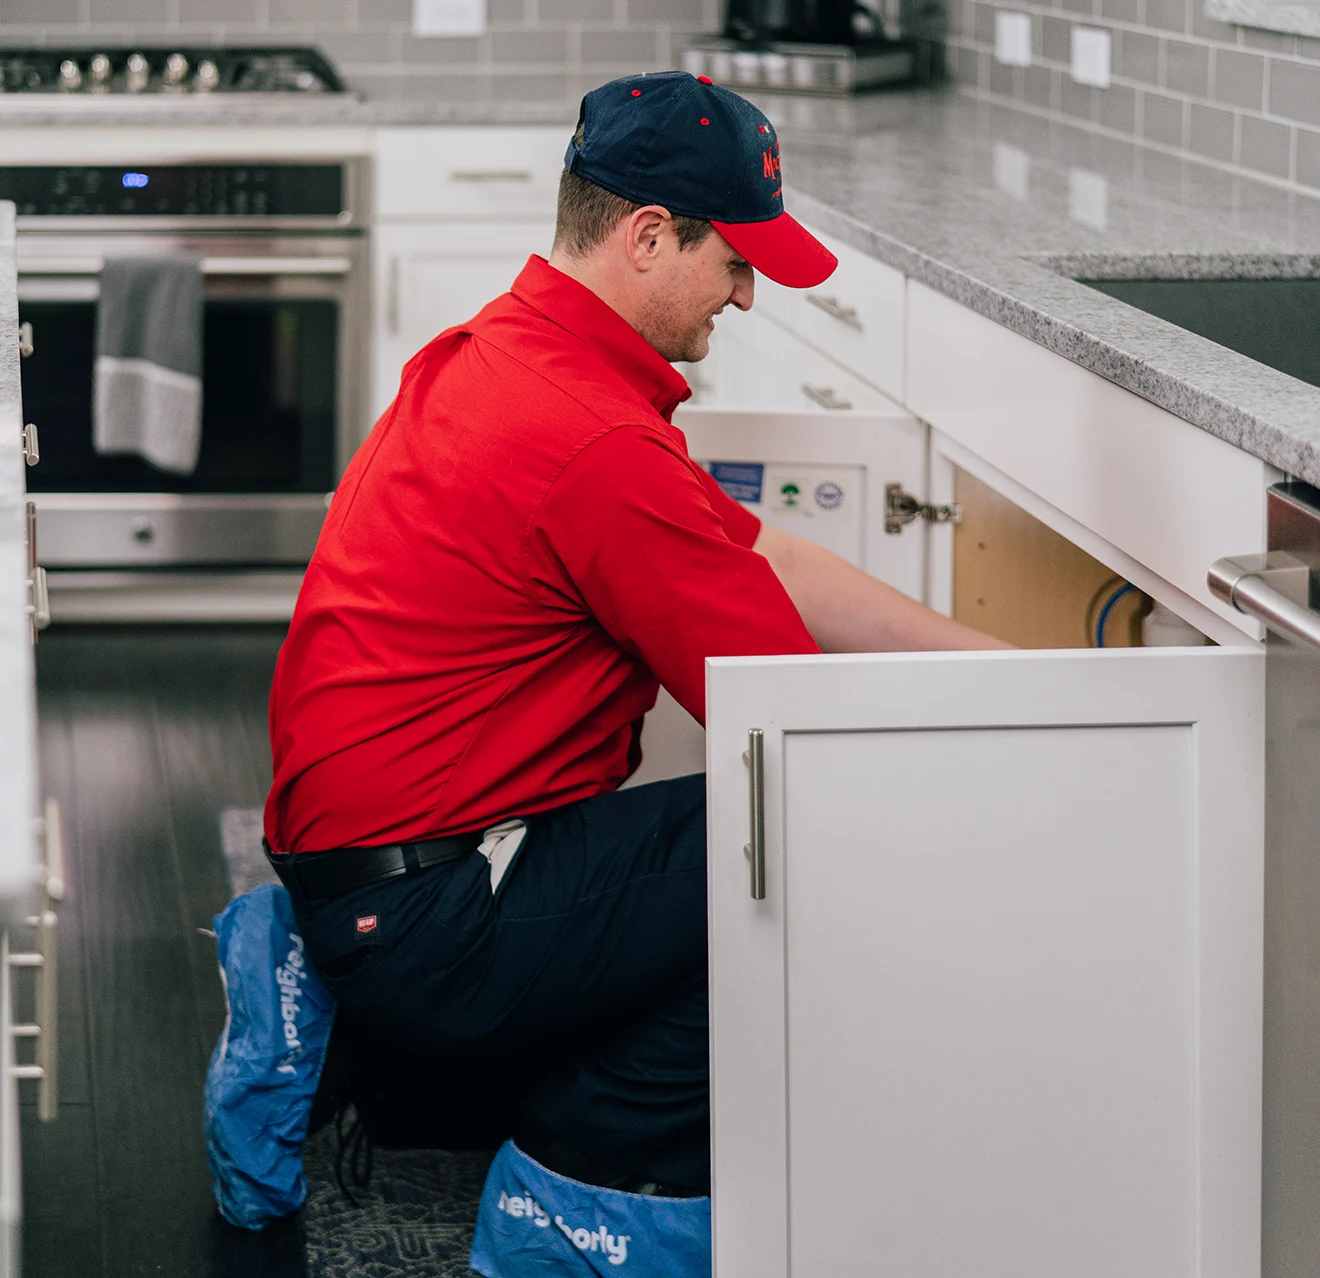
[{"left": 94, "top": 255, "right": 205, "bottom": 476}]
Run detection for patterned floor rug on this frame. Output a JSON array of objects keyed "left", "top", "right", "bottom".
[{"left": 219, "top": 808, "right": 492, "bottom": 1278}]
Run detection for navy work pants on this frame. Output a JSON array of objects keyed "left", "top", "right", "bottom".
[{"left": 288, "top": 773, "right": 710, "bottom": 1190}]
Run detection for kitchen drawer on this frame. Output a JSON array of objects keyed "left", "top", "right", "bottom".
[
  {"left": 713, "top": 306, "right": 904, "bottom": 414},
  {"left": 786, "top": 228, "right": 906, "bottom": 401},
  {"left": 374, "top": 126, "right": 565, "bottom": 220},
  {"left": 907, "top": 281, "right": 1277, "bottom": 638}
]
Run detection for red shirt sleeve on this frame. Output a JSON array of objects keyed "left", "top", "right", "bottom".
[
  {"left": 529, "top": 425, "right": 818, "bottom": 725},
  {"left": 697, "top": 464, "right": 763, "bottom": 548}
]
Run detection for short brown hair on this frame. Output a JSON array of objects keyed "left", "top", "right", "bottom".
[{"left": 553, "top": 126, "right": 713, "bottom": 257}]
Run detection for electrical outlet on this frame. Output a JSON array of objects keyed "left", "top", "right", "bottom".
[
  {"left": 1071, "top": 26, "right": 1111, "bottom": 88},
  {"left": 994, "top": 12, "right": 1032, "bottom": 67},
  {"left": 413, "top": 0, "right": 486, "bottom": 37}
]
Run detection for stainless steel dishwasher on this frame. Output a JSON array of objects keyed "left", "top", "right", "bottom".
[{"left": 1211, "top": 481, "right": 1320, "bottom": 1278}]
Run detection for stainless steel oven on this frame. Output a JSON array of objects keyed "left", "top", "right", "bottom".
[{"left": 11, "top": 157, "right": 369, "bottom": 573}]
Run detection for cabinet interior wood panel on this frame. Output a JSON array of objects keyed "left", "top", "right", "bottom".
[{"left": 953, "top": 467, "right": 1145, "bottom": 648}]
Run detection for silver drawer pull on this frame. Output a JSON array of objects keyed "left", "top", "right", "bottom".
[
  {"left": 10, "top": 798, "right": 64, "bottom": 1122},
  {"left": 801, "top": 383, "right": 852, "bottom": 411},
  {"left": 450, "top": 169, "right": 534, "bottom": 182},
  {"left": 1209, "top": 554, "right": 1320, "bottom": 650},
  {"left": 22, "top": 422, "right": 38, "bottom": 467},
  {"left": 27, "top": 566, "right": 50, "bottom": 637},
  {"left": 17, "top": 321, "right": 33, "bottom": 358},
  {"left": 806, "top": 292, "right": 862, "bottom": 330},
  {"left": 742, "top": 729, "right": 766, "bottom": 901}
]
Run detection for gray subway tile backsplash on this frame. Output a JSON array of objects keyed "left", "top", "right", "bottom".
[
  {"left": 1296, "top": 128, "right": 1320, "bottom": 188},
  {"left": 1269, "top": 57, "right": 1320, "bottom": 128},
  {"left": 1188, "top": 102, "right": 1235, "bottom": 161},
  {"left": 1118, "top": 30, "right": 1162, "bottom": 83},
  {"left": 1142, "top": 0, "right": 1187, "bottom": 34},
  {"left": 1165, "top": 39, "right": 1209, "bottom": 97},
  {"left": 1211, "top": 48, "right": 1265, "bottom": 110},
  {"left": 1142, "top": 89, "right": 1186, "bottom": 145},
  {"left": 1238, "top": 113, "right": 1292, "bottom": 177}
]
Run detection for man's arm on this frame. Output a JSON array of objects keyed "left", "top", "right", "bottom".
[{"left": 754, "top": 522, "right": 1012, "bottom": 652}]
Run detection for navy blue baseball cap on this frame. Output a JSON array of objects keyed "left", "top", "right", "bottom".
[{"left": 564, "top": 71, "right": 837, "bottom": 289}]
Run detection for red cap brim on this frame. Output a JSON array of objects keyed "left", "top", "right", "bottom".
[{"left": 710, "top": 211, "right": 838, "bottom": 289}]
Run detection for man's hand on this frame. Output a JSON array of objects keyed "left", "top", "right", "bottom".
[{"left": 753, "top": 523, "right": 1013, "bottom": 652}]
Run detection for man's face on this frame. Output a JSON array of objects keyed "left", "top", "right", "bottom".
[{"left": 635, "top": 227, "right": 755, "bottom": 364}]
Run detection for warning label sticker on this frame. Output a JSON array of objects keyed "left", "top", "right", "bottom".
[{"left": 708, "top": 460, "right": 764, "bottom": 504}]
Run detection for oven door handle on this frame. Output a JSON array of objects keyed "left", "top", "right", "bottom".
[{"left": 18, "top": 255, "right": 353, "bottom": 277}]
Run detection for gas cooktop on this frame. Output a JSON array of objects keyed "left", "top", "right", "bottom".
[{"left": 0, "top": 46, "right": 346, "bottom": 96}]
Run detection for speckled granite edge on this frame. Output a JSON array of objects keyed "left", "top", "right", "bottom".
[
  {"left": 0, "top": 93, "right": 578, "bottom": 129},
  {"left": 787, "top": 185, "right": 1320, "bottom": 485},
  {"left": 1204, "top": 0, "right": 1320, "bottom": 37},
  {"left": 0, "top": 201, "right": 38, "bottom": 915}
]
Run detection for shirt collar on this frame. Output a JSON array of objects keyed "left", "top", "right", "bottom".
[{"left": 510, "top": 255, "right": 692, "bottom": 423}]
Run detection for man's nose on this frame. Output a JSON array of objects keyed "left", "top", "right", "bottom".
[{"left": 729, "top": 266, "right": 755, "bottom": 312}]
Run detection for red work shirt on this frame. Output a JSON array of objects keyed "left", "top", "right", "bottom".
[{"left": 265, "top": 255, "right": 818, "bottom": 853}]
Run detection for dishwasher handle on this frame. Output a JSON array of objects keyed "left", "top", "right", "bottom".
[{"left": 1208, "top": 554, "right": 1320, "bottom": 650}]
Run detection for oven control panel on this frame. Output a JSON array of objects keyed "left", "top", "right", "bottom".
[{"left": 0, "top": 163, "right": 344, "bottom": 218}]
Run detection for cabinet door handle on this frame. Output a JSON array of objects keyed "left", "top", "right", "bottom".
[
  {"left": 25, "top": 502, "right": 36, "bottom": 574},
  {"left": 805, "top": 292, "right": 862, "bottom": 330},
  {"left": 801, "top": 383, "right": 852, "bottom": 410},
  {"left": 450, "top": 169, "right": 534, "bottom": 182},
  {"left": 22, "top": 423, "right": 38, "bottom": 467},
  {"left": 386, "top": 253, "right": 401, "bottom": 336},
  {"left": 17, "top": 321, "right": 33, "bottom": 358},
  {"left": 11, "top": 798, "right": 64, "bottom": 1123},
  {"left": 27, "top": 566, "right": 50, "bottom": 639},
  {"left": 742, "top": 729, "right": 766, "bottom": 901}
]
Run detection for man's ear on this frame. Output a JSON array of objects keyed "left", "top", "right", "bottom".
[{"left": 623, "top": 205, "right": 673, "bottom": 273}]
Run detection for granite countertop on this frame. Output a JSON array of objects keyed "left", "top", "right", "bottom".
[
  {"left": 767, "top": 88, "right": 1320, "bottom": 487},
  {"left": 0, "top": 200, "right": 40, "bottom": 917},
  {"left": 0, "top": 88, "right": 579, "bottom": 129},
  {"left": 6, "top": 81, "right": 1320, "bottom": 488}
]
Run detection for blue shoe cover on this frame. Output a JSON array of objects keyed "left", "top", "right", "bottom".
[
  {"left": 204, "top": 883, "right": 336, "bottom": 1229},
  {"left": 470, "top": 1139, "right": 711, "bottom": 1277}
]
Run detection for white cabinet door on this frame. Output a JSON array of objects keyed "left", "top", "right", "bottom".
[
  {"left": 707, "top": 647, "right": 1265, "bottom": 1278},
  {"left": 706, "top": 307, "right": 897, "bottom": 414},
  {"left": 371, "top": 221, "right": 554, "bottom": 418},
  {"left": 624, "top": 403, "right": 928, "bottom": 791}
]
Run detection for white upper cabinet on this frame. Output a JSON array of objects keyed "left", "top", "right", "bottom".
[{"left": 706, "top": 646, "right": 1265, "bottom": 1278}]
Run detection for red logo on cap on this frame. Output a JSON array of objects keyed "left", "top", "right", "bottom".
[
  {"left": 697, "top": 74, "right": 713, "bottom": 84},
  {"left": 356, "top": 915, "right": 378, "bottom": 934}
]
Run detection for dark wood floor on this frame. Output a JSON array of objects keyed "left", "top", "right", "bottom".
[{"left": 25, "top": 624, "right": 305, "bottom": 1278}]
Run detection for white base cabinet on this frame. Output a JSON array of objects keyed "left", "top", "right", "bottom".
[{"left": 707, "top": 647, "right": 1265, "bottom": 1278}]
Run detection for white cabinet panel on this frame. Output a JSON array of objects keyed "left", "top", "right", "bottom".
[
  {"left": 906, "top": 281, "right": 1276, "bottom": 638},
  {"left": 373, "top": 126, "right": 565, "bottom": 219},
  {"left": 707, "top": 647, "right": 1264, "bottom": 1278},
  {"left": 786, "top": 227, "right": 907, "bottom": 402},
  {"left": 625, "top": 402, "right": 927, "bottom": 791},
  {"left": 709, "top": 307, "right": 900, "bottom": 413},
  {"left": 371, "top": 220, "right": 553, "bottom": 418}
]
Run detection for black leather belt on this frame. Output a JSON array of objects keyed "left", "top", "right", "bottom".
[{"left": 264, "top": 831, "right": 484, "bottom": 900}]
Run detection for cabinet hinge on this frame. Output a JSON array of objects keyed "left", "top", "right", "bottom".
[{"left": 885, "top": 483, "right": 962, "bottom": 534}]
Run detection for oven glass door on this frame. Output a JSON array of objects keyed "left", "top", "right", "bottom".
[{"left": 17, "top": 236, "right": 359, "bottom": 495}]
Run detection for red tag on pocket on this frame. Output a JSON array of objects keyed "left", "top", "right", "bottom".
[{"left": 356, "top": 915, "right": 378, "bottom": 934}]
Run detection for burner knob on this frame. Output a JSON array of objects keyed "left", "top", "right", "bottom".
[
  {"left": 193, "top": 58, "right": 220, "bottom": 92},
  {"left": 57, "top": 59, "right": 82, "bottom": 91},
  {"left": 125, "top": 52, "right": 149, "bottom": 92},
  {"left": 163, "top": 52, "right": 188, "bottom": 84},
  {"left": 89, "top": 53, "right": 112, "bottom": 84}
]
